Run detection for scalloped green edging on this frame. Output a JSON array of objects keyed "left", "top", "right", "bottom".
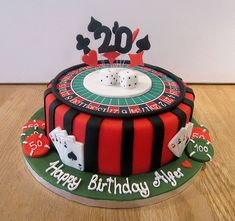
[{"left": 22, "top": 108, "right": 204, "bottom": 203}]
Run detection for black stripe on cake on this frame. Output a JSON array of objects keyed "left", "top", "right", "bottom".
[
  {"left": 44, "top": 88, "right": 53, "bottom": 134},
  {"left": 84, "top": 116, "right": 103, "bottom": 173},
  {"left": 185, "top": 87, "right": 195, "bottom": 98},
  {"left": 149, "top": 116, "right": 165, "bottom": 171},
  {"left": 63, "top": 109, "right": 79, "bottom": 135},
  {"left": 49, "top": 100, "right": 62, "bottom": 132},
  {"left": 44, "top": 88, "right": 52, "bottom": 98},
  {"left": 121, "top": 120, "right": 134, "bottom": 176},
  {"left": 171, "top": 107, "right": 187, "bottom": 130},
  {"left": 182, "top": 98, "right": 194, "bottom": 121}
]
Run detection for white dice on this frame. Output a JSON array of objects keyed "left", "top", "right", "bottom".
[
  {"left": 118, "top": 69, "right": 138, "bottom": 89},
  {"left": 98, "top": 68, "right": 138, "bottom": 89},
  {"left": 99, "top": 68, "right": 119, "bottom": 86}
]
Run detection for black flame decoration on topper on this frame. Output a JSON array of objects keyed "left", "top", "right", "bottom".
[{"left": 76, "top": 16, "right": 151, "bottom": 67}]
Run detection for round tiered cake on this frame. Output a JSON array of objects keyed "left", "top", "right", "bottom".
[{"left": 20, "top": 17, "right": 214, "bottom": 208}]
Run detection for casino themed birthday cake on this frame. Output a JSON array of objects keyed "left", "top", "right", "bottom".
[{"left": 20, "top": 17, "right": 214, "bottom": 208}]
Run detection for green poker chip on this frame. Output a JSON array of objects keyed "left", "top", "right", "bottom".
[
  {"left": 186, "top": 138, "right": 214, "bottom": 162},
  {"left": 20, "top": 127, "right": 45, "bottom": 143}
]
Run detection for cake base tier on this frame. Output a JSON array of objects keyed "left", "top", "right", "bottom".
[{"left": 22, "top": 108, "right": 203, "bottom": 208}]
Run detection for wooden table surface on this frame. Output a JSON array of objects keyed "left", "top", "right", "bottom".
[{"left": 0, "top": 84, "right": 234, "bottom": 221}]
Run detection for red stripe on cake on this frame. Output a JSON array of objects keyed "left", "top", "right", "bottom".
[
  {"left": 54, "top": 105, "right": 70, "bottom": 129},
  {"left": 72, "top": 113, "right": 91, "bottom": 143},
  {"left": 98, "top": 119, "right": 122, "bottom": 175},
  {"left": 159, "top": 112, "right": 179, "bottom": 165},
  {"left": 45, "top": 93, "right": 56, "bottom": 138},
  {"left": 132, "top": 118, "right": 153, "bottom": 175},
  {"left": 185, "top": 92, "right": 194, "bottom": 101},
  {"left": 178, "top": 103, "right": 191, "bottom": 123}
]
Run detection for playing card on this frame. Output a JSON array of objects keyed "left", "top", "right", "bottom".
[
  {"left": 49, "top": 127, "right": 68, "bottom": 161},
  {"left": 168, "top": 127, "right": 187, "bottom": 157},
  {"left": 185, "top": 122, "right": 194, "bottom": 145},
  {"left": 49, "top": 127, "right": 62, "bottom": 148},
  {"left": 49, "top": 127, "right": 60, "bottom": 142},
  {"left": 60, "top": 136, "right": 84, "bottom": 171},
  {"left": 71, "top": 141, "right": 84, "bottom": 171},
  {"left": 66, "top": 135, "right": 76, "bottom": 142},
  {"left": 49, "top": 128, "right": 62, "bottom": 159},
  {"left": 49, "top": 128, "right": 84, "bottom": 171}
]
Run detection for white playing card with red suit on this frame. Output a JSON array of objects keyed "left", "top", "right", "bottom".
[
  {"left": 185, "top": 122, "right": 194, "bottom": 145},
  {"left": 168, "top": 127, "right": 186, "bottom": 157},
  {"left": 49, "top": 127, "right": 84, "bottom": 171},
  {"left": 168, "top": 122, "right": 194, "bottom": 157},
  {"left": 49, "top": 127, "right": 68, "bottom": 162}
]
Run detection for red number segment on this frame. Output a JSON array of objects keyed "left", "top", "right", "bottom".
[
  {"left": 87, "top": 102, "right": 100, "bottom": 110},
  {"left": 22, "top": 120, "right": 45, "bottom": 133},
  {"left": 146, "top": 102, "right": 161, "bottom": 110},
  {"left": 190, "top": 127, "right": 211, "bottom": 141},
  {"left": 159, "top": 95, "right": 174, "bottom": 105},
  {"left": 59, "top": 90, "right": 74, "bottom": 98},
  {"left": 129, "top": 105, "right": 142, "bottom": 114},
  {"left": 107, "top": 106, "right": 119, "bottom": 114},
  {"left": 70, "top": 97, "right": 84, "bottom": 105},
  {"left": 23, "top": 134, "right": 50, "bottom": 158},
  {"left": 165, "top": 88, "right": 180, "bottom": 96},
  {"left": 56, "top": 83, "right": 71, "bottom": 88}
]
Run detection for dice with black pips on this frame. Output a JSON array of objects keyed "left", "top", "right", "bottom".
[
  {"left": 99, "top": 68, "right": 118, "bottom": 86},
  {"left": 118, "top": 69, "right": 138, "bottom": 89}
]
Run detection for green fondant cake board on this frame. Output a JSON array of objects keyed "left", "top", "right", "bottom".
[{"left": 23, "top": 108, "right": 203, "bottom": 208}]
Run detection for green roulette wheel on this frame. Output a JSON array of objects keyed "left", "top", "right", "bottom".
[{"left": 52, "top": 62, "right": 185, "bottom": 118}]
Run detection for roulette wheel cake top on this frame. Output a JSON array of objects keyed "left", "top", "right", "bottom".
[
  {"left": 52, "top": 61, "right": 186, "bottom": 118},
  {"left": 20, "top": 17, "right": 214, "bottom": 208}
]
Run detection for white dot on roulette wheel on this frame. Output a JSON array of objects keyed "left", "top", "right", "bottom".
[{"left": 82, "top": 68, "right": 152, "bottom": 98}]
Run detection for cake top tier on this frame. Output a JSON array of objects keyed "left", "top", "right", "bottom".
[{"left": 51, "top": 62, "right": 185, "bottom": 118}]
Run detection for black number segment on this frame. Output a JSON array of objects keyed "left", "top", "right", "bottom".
[
  {"left": 94, "top": 26, "right": 115, "bottom": 53},
  {"left": 115, "top": 26, "right": 132, "bottom": 54}
]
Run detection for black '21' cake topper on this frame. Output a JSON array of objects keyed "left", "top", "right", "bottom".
[{"left": 76, "top": 17, "right": 151, "bottom": 67}]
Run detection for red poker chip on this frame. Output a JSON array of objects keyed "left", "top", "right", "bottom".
[
  {"left": 23, "top": 134, "right": 50, "bottom": 158},
  {"left": 190, "top": 127, "right": 211, "bottom": 141},
  {"left": 22, "top": 120, "right": 45, "bottom": 132}
]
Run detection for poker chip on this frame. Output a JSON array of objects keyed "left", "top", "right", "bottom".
[
  {"left": 23, "top": 133, "right": 50, "bottom": 158},
  {"left": 199, "top": 124, "right": 209, "bottom": 134},
  {"left": 190, "top": 127, "right": 211, "bottom": 141},
  {"left": 20, "top": 127, "right": 45, "bottom": 143},
  {"left": 22, "top": 120, "right": 45, "bottom": 133},
  {"left": 199, "top": 124, "right": 208, "bottom": 132},
  {"left": 186, "top": 138, "right": 214, "bottom": 162}
]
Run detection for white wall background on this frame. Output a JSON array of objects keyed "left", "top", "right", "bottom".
[{"left": 0, "top": 0, "right": 234, "bottom": 83}]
